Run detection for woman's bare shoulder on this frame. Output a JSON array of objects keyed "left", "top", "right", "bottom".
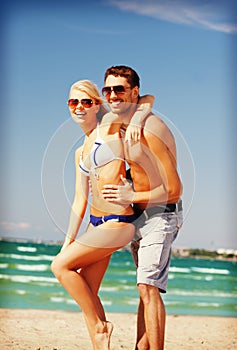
[{"left": 75, "top": 145, "right": 83, "bottom": 160}]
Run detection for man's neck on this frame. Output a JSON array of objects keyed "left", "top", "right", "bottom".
[{"left": 118, "top": 102, "right": 137, "bottom": 126}]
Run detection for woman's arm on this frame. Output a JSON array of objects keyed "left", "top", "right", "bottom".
[
  {"left": 61, "top": 147, "right": 89, "bottom": 250},
  {"left": 125, "top": 94, "right": 155, "bottom": 142}
]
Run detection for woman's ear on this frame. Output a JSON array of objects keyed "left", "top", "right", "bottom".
[{"left": 94, "top": 103, "right": 100, "bottom": 114}]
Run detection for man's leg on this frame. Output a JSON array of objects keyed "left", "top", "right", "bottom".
[
  {"left": 133, "top": 212, "right": 181, "bottom": 350},
  {"left": 135, "top": 298, "right": 149, "bottom": 350},
  {"left": 131, "top": 241, "right": 149, "bottom": 350},
  {"left": 136, "top": 284, "right": 165, "bottom": 350}
]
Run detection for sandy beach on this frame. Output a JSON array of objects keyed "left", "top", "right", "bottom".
[{"left": 0, "top": 309, "right": 236, "bottom": 350}]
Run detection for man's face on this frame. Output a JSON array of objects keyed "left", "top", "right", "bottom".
[{"left": 103, "top": 75, "right": 139, "bottom": 115}]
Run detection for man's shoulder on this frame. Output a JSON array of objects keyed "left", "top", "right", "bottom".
[{"left": 143, "top": 113, "right": 168, "bottom": 135}]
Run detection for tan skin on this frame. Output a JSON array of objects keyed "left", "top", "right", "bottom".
[
  {"left": 102, "top": 76, "right": 182, "bottom": 209},
  {"left": 51, "top": 83, "right": 154, "bottom": 350},
  {"left": 101, "top": 75, "right": 182, "bottom": 350}
]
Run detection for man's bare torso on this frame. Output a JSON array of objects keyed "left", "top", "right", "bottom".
[{"left": 124, "top": 114, "right": 181, "bottom": 209}]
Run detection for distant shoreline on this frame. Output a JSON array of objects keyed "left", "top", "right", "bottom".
[
  {"left": 172, "top": 247, "right": 237, "bottom": 262},
  {"left": 1, "top": 237, "right": 236, "bottom": 262}
]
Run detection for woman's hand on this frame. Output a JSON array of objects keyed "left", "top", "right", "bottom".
[{"left": 124, "top": 122, "right": 141, "bottom": 143}]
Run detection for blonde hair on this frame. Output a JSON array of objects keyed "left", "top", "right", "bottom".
[{"left": 69, "top": 80, "right": 108, "bottom": 122}]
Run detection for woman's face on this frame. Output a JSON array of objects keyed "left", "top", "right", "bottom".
[{"left": 68, "top": 88, "right": 100, "bottom": 129}]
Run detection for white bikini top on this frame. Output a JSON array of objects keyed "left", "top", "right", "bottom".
[{"left": 79, "top": 124, "right": 125, "bottom": 177}]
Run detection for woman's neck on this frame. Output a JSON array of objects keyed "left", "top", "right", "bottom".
[{"left": 80, "top": 120, "right": 98, "bottom": 136}]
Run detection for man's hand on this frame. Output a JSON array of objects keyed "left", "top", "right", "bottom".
[{"left": 101, "top": 175, "right": 135, "bottom": 205}]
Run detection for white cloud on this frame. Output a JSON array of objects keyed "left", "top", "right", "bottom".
[
  {"left": 106, "top": 0, "right": 237, "bottom": 34},
  {"left": 0, "top": 221, "right": 31, "bottom": 231}
]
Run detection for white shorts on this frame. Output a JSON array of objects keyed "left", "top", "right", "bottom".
[{"left": 131, "top": 211, "right": 183, "bottom": 293}]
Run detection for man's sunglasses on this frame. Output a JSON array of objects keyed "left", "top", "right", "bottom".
[
  {"left": 102, "top": 85, "right": 129, "bottom": 97},
  {"left": 68, "top": 98, "right": 94, "bottom": 109}
]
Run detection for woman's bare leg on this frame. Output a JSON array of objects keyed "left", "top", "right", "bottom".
[
  {"left": 80, "top": 255, "right": 113, "bottom": 344},
  {"left": 51, "top": 222, "right": 134, "bottom": 349},
  {"left": 52, "top": 243, "right": 115, "bottom": 349},
  {"left": 80, "top": 255, "right": 111, "bottom": 321}
]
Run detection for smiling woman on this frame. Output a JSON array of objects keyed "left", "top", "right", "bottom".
[{"left": 67, "top": 79, "right": 108, "bottom": 128}]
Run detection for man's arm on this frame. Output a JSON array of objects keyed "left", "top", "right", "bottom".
[
  {"left": 124, "top": 94, "right": 154, "bottom": 142},
  {"left": 143, "top": 120, "right": 182, "bottom": 202},
  {"left": 102, "top": 116, "right": 182, "bottom": 206},
  {"left": 101, "top": 175, "right": 179, "bottom": 205}
]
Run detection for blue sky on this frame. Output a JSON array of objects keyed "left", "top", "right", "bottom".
[{"left": 1, "top": 0, "right": 236, "bottom": 249}]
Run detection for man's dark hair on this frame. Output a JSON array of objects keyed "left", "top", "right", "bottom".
[{"left": 104, "top": 65, "right": 140, "bottom": 88}]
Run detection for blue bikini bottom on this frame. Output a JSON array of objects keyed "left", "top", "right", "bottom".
[{"left": 90, "top": 214, "right": 137, "bottom": 227}]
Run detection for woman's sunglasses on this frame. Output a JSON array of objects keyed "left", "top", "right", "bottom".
[
  {"left": 68, "top": 98, "right": 94, "bottom": 109},
  {"left": 101, "top": 85, "right": 128, "bottom": 97}
]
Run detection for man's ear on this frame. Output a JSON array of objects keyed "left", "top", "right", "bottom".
[{"left": 132, "top": 86, "right": 139, "bottom": 100}]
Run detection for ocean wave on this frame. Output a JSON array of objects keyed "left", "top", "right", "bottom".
[
  {"left": 100, "top": 300, "right": 112, "bottom": 306},
  {"left": 127, "top": 298, "right": 139, "bottom": 305},
  {"left": 15, "top": 264, "right": 50, "bottom": 272},
  {"left": 0, "top": 253, "right": 55, "bottom": 262},
  {"left": 0, "top": 273, "right": 58, "bottom": 284},
  {"left": 0, "top": 263, "right": 9, "bottom": 269},
  {"left": 127, "top": 271, "right": 136, "bottom": 275},
  {"left": 17, "top": 246, "right": 37, "bottom": 253},
  {"left": 165, "top": 300, "right": 220, "bottom": 308},
  {"left": 165, "top": 301, "right": 184, "bottom": 306},
  {"left": 15, "top": 289, "right": 26, "bottom": 295},
  {"left": 122, "top": 285, "right": 136, "bottom": 290},
  {"left": 50, "top": 297, "right": 78, "bottom": 306},
  {"left": 100, "top": 286, "right": 119, "bottom": 292},
  {"left": 205, "top": 276, "right": 213, "bottom": 281},
  {"left": 50, "top": 296, "right": 70, "bottom": 304},
  {"left": 168, "top": 289, "right": 237, "bottom": 298},
  {"left": 191, "top": 267, "right": 230, "bottom": 275},
  {"left": 119, "top": 279, "right": 132, "bottom": 284},
  {"left": 194, "top": 302, "right": 220, "bottom": 308},
  {"left": 169, "top": 274, "right": 232, "bottom": 281},
  {"left": 169, "top": 267, "right": 191, "bottom": 273},
  {"left": 169, "top": 266, "right": 230, "bottom": 275}
]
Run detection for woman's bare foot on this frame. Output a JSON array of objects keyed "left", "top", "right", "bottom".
[
  {"left": 94, "top": 321, "right": 114, "bottom": 350},
  {"left": 106, "top": 322, "right": 113, "bottom": 349}
]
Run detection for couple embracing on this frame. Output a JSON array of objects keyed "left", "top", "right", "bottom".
[{"left": 51, "top": 65, "right": 183, "bottom": 350}]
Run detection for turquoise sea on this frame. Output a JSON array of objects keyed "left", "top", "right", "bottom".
[{"left": 0, "top": 240, "right": 236, "bottom": 317}]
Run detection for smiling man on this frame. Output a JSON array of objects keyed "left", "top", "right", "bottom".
[{"left": 102, "top": 65, "right": 183, "bottom": 350}]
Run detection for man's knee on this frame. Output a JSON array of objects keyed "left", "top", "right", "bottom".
[{"left": 137, "top": 283, "right": 159, "bottom": 304}]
